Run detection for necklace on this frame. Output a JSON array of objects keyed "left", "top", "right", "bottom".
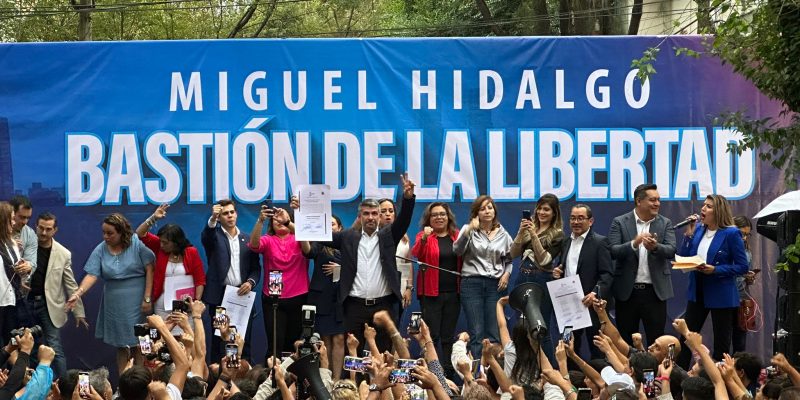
[{"left": 704, "top": 229, "right": 717, "bottom": 239}]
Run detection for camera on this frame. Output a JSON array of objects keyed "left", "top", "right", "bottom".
[
  {"left": 297, "top": 305, "right": 318, "bottom": 357},
  {"left": 9, "top": 325, "right": 42, "bottom": 345}
]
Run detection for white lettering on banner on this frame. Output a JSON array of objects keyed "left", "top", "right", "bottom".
[
  {"left": 65, "top": 126, "right": 756, "bottom": 205},
  {"left": 170, "top": 72, "right": 203, "bottom": 111},
  {"left": 170, "top": 69, "right": 649, "bottom": 112},
  {"left": 488, "top": 130, "right": 519, "bottom": 200}
]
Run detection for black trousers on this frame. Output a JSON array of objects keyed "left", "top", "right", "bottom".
[
  {"left": 343, "top": 295, "right": 399, "bottom": 355},
  {"left": 615, "top": 284, "right": 666, "bottom": 347},
  {"left": 262, "top": 293, "right": 308, "bottom": 358},
  {"left": 677, "top": 300, "right": 736, "bottom": 369},
  {"left": 421, "top": 292, "right": 460, "bottom": 377}
]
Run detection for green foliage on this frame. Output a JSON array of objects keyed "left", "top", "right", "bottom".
[
  {"left": 630, "top": 46, "right": 659, "bottom": 83},
  {"left": 775, "top": 233, "right": 800, "bottom": 272}
]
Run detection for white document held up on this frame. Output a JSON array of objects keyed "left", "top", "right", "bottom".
[
  {"left": 219, "top": 285, "right": 257, "bottom": 336},
  {"left": 547, "top": 276, "right": 593, "bottom": 330},
  {"left": 294, "top": 184, "right": 333, "bottom": 242}
]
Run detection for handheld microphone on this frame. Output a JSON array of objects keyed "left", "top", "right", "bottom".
[{"left": 673, "top": 215, "right": 698, "bottom": 229}]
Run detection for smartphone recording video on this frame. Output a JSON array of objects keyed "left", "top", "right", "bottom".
[
  {"left": 389, "top": 369, "right": 413, "bottom": 384},
  {"left": 562, "top": 325, "right": 573, "bottom": 344},
  {"left": 268, "top": 271, "right": 284, "bottom": 297},
  {"left": 408, "top": 312, "right": 422, "bottom": 334},
  {"left": 78, "top": 372, "right": 90, "bottom": 399},
  {"left": 343, "top": 355, "right": 369, "bottom": 372},
  {"left": 228, "top": 326, "right": 237, "bottom": 342},
  {"left": 213, "top": 307, "right": 227, "bottom": 329},
  {"left": 396, "top": 359, "right": 422, "bottom": 369},
  {"left": 138, "top": 336, "right": 153, "bottom": 355},
  {"left": 643, "top": 369, "right": 656, "bottom": 398},
  {"left": 225, "top": 344, "right": 240, "bottom": 368}
]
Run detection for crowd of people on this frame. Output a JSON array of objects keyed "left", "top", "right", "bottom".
[{"left": 0, "top": 177, "right": 791, "bottom": 400}]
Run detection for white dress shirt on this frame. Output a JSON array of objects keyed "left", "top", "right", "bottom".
[
  {"left": 633, "top": 210, "right": 654, "bottom": 284},
  {"left": 566, "top": 230, "right": 589, "bottom": 277},
  {"left": 208, "top": 217, "right": 243, "bottom": 287},
  {"left": 698, "top": 229, "right": 716, "bottom": 263},
  {"left": 350, "top": 229, "right": 391, "bottom": 299}
]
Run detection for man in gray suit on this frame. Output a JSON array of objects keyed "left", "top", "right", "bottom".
[
  {"left": 608, "top": 184, "right": 676, "bottom": 347},
  {"left": 29, "top": 212, "right": 87, "bottom": 379}
]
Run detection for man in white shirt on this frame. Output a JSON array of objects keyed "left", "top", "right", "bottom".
[
  {"left": 553, "top": 204, "right": 613, "bottom": 359},
  {"left": 608, "top": 184, "right": 677, "bottom": 348}
]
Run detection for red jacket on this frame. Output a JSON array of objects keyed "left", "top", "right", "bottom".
[
  {"left": 142, "top": 233, "right": 207, "bottom": 302},
  {"left": 410, "top": 230, "right": 462, "bottom": 297}
]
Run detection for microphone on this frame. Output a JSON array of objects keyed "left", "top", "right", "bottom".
[{"left": 674, "top": 215, "right": 699, "bottom": 229}]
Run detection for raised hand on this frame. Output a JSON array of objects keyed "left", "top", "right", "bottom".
[
  {"left": 422, "top": 226, "right": 433, "bottom": 240},
  {"left": 152, "top": 204, "right": 170, "bottom": 221},
  {"left": 400, "top": 172, "right": 416, "bottom": 199}
]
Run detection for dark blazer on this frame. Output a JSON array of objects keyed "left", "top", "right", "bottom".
[
  {"left": 608, "top": 211, "right": 676, "bottom": 302},
  {"left": 200, "top": 223, "right": 262, "bottom": 305},
  {"left": 677, "top": 224, "right": 748, "bottom": 309},
  {"left": 327, "top": 195, "right": 415, "bottom": 305},
  {"left": 559, "top": 228, "right": 614, "bottom": 302}
]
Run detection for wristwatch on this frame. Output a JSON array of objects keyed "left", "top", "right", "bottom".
[
  {"left": 368, "top": 384, "right": 386, "bottom": 392},
  {"left": 144, "top": 297, "right": 151, "bottom": 303}
]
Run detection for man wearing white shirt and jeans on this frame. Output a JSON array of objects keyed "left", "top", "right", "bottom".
[{"left": 553, "top": 204, "right": 613, "bottom": 359}]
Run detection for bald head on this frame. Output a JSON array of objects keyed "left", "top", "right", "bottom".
[{"left": 648, "top": 335, "right": 681, "bottom": 363}]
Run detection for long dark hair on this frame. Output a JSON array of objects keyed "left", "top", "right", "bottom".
[
  {"left": 510, "top": 318, "right": 540, "bottom": 385},
  {"left": 156, "top": 223, "right": 192, "bottom": 255}
]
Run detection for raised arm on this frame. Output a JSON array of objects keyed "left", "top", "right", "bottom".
[
  {"left": 496, "top": 296, "right": 511, "bottom": 347},
  {"left": 136, "top": 204, "right": 169, "bottom": 238}
]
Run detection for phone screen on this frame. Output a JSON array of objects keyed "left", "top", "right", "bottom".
[
  {"left": 138, "top": 336, "right": 153, "bottom": 355},
  {"left": 149, "top": 327, "right": 160, "bottom": 341},
  {"left": 471, "top": 359, "right": 481, "bottom": 379},
  {"left": 396, "top": 359, "right": 420, "bottom": 369},
  {"left": 78, "top": 372, "right": 90, "bottom": 399},
  {"left": 268, "top": 271, "right": 284, "bottom": 296},
  {"left": 225, "top": 344, "right": 240, "bottom": 368},
  {"left": 668, "top": 343, "right": 675, "bottom": 361},
  {"left": 172, "top": 300, "right": 185, "bottom": 313},
  {"left": 577, "top": 388, "right": 591, "bottom": 400},
  {"left": 228, "top": 326, "right": 237, "bottom": 342},
  {"left": 213, "top": 307, "right": 226, "bottom": 328},
  {"left": 643, "top": 369, "right": 656, "bottom": 398},
  {"left": 408, "top": 312, "right": 422, "bottom": 334},
  {"left": 562, "top": 326, "right": 573, "bottom": 343},
  {"left": 390, "top": 369, "right": 413, "bottom": 384},
  {"left": 344, "top": 356, "right": 367, "bottom": 372}
]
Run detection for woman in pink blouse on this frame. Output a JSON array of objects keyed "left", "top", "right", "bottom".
[{"left": 249, "top": 205, "right": 309, "bottom": 358}]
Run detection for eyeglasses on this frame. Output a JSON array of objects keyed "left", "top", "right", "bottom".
[
  {"left": 569, "top": 216, "right": 589, "bottom": 222},
  {"left": 430, "top": 212, "right": 448, "bottom": 218}
]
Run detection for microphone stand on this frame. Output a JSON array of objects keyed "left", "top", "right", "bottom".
[{"left": 395, "top": 255, "right": 462, "bottom": 321}]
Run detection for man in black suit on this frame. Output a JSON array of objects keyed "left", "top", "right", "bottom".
[
  {"left": 200, "top": 199, "right": 261, "bottom": 362},
  {"left": 297, "top": 175, "right": 415, "bottom": 353},
  {"left": 553, "top": 204, "right": 613, "bottom": 359},
  {"left": 608, "top": 184, "right": 676, "bottom": 347}
]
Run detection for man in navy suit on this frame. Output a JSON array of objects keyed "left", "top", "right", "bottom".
[
  {"left": 201, "top": 199, "right": 261, "bottom": 363},
  {"left": 553, "top": 204, "right": 614, "bottom": 359}
]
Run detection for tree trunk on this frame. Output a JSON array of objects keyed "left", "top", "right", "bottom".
[
  {"left": 76, "top": 0, "right": 92, "bottom": 41},
  {"left": 532, "top": 0, "right": 550, "bottom": 35},
  {"left": 228, "top": 3, "right": 258, "bottom": 38},
  {"left": 474, "top": 0, "right": 503, "bottom": 35},
  {"left": 252, "top": 0, "right": 278, "bottom": 38},
  {"left": 695, "top": 0, "right": 715, "bottom": 33},
  {"left": 572, "top": 0, "right": 595, "bottom": 35},
  {"left": 628, "top": 0, "right": 642, "bottom": 34},
  {"left": 559, "top": 0, "right": 572, "bottom": 35}
]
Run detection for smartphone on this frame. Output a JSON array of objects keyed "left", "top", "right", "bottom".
[
  {"left": 213, "top": 307, "right": 227, "bottom": 329},
  {"left": 362, "top": 350, "right": 371, "bottom": 358},
  {"left": 562, "top": 325, "right": 573, "bottom": 344},
  {"left": 78, "top": 372, "right": 90, "bottom": 399},
  {"left": 643, "top": 369, "right": 656, "bottom": 398},
  {"left": 389, "top": 368, "right": 413, "bottom": 384},
  {"left": 228, "top": 326, "right": 237, "bottom": 342},
  {"left": 268, "top": 271, "right": 283, "bottom": 297},
  {"left": 408, "top": 312, "right": 422, "bottom": 334},
  {"left": 577, "top": 388, "right": 592, "bottom": 400},
  {"left": 280, "top": 351, "right": 293, "bottom": 361},
  {"left": 407, "top": 384, "right": 425, "bottom": 400},
  {"left": 592, "top": 285, "right": 602, "bottom": 300},
  {"left": 470, "top": 359, "right": 481, "bottom": 379},
  {"left": 396, "top": 359, "right": 422, "bottom": 369},
  {"left": 343, "top": 355, "right": 368, "bottom": 372},
  {"left": 668, "top": 343, "right": 675, "bottom": 363},
  {"left": 138, "top": 335, "right": 153, "bottom": 355},
  {"left": 172, "top": 299, "right": 187, "bottom": 313},
  {"left": 225, "top": 343, "right": 240, "bottom": 368},
  {"left": 148, "top": 327, "right": 160, "bottom": 341},
  {"left": 133, "top": 323, "right": 148, "bottom": 337},
  {"left": 522, "top": 210, "right": 532, "bottom": 220}
]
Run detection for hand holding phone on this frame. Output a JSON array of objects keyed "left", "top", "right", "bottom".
[
  {"left": 522, "top": 210, "right": 532, "bottom": 220},
  {"left": 78, "top": 372, "right": 90, "bottom": 399},
  {"left": 225, "top": 343, "right": 240, "bottom": 368},
  {"left": 562, "top": 326, "right": 573, "bottom": 344},
  {"left": 408, "top": 312, "right": 422, "bottom": 335}
]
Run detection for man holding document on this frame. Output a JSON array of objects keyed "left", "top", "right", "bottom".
[
  {"left": 201, "top": 199, "right": 261, "bottom": 363},
  {"left": 552, "top": 204, "right": 613, "bottom": 359}
]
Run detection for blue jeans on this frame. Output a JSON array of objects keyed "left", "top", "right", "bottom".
[
  {"left": 32, "top": 297, "right": 66, "bottom": 379},
  {"left": 460, "top": 276, "right": 505, "bottom": 357},
  {"left": 513, "top": 269, "right": 556, "bottom": 366}
]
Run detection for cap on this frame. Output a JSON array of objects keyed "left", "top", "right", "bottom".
[{"left": 601, "top": 366, "right": 635, "bottom": 394}]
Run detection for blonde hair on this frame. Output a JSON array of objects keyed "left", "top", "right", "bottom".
[
  {"left": 331, "top": 380, "right": 358, "bottom": 400},
  {"left": 705, "top": 194, "right": 734, "bottom": 228}
]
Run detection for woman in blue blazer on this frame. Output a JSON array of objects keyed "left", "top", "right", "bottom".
[{"left": 677, "top": 194, "right": 748, "bottom": 367}]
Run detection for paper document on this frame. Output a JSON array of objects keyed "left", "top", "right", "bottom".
[
  {"left": 672, "top": 255, "right": 706, "bottom": 270},
  {"left": 219, "top": 285, "right": 257, "bottom": 336},
  {"left": 547, "top": 276, "right": 593, "bottom": 330},
  {"left": 294, "top": 184, "right": 333, "bottom": 242},
  {"left": 163, "top": 275, "right": 195, "bottom": 310}
]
